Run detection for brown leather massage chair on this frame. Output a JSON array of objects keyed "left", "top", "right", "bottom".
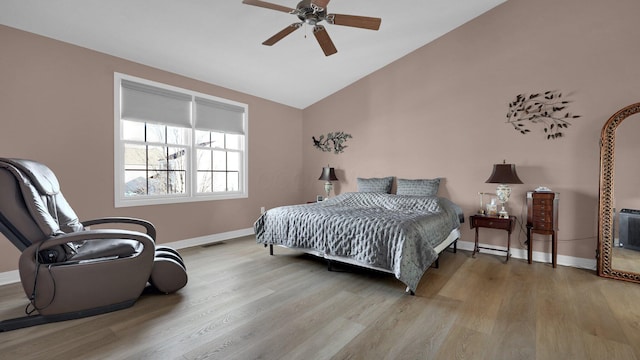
[{"left": 0, "top": 158, "right": 187, "bottom": 331}]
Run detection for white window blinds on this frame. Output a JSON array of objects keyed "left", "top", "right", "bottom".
[
  {"left": 195, "top": 97, "right": 245, "bottom": 134},
  {"left": 121, "top": 80, "right": 192, "bottom": 127}
]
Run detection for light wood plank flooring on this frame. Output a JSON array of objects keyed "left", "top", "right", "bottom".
[{"left": 1, "top": 236, "right": 640, "bottom": 360}]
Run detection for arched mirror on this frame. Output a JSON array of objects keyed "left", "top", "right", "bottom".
[{"left": 598, "top": 102, "right": 640, "bottom": 282}]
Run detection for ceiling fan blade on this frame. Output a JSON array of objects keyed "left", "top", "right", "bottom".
[
  {"left": 242, "top": 0, "right": 295, "bottom": 13},
  {"left": 327, "top": 14, "right": 382, "bottom": 30},
  {"left": 313, "top": 25, "right": 337, "bottom": 56},
  {"left": 262, "top": 23, "right": 302, "bottom": 46},
  {"left": 311, "top": 0, "right": 330, "bottom": 10}
]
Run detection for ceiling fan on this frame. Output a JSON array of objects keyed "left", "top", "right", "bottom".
[{"left": 242, "top": 0, "right": 382, "bottom": 56}]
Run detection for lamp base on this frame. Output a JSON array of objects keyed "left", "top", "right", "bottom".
[
  {"left": 324, "top": 181, "right": 333, "bottom": 199},
  {"left": 496, "top": 184, "right": 511, "bottom": 218}
]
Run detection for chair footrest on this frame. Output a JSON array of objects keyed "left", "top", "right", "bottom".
[{"left": 149, "top": 247, "right": 187, "bottom": 294}]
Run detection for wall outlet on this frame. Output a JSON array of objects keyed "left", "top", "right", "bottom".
[{"left": 260, "top": 206, "right": 265, "bottom": 214}]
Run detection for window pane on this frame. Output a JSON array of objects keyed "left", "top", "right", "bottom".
[
  {"left": 124, "top": 143, "right": 147, "bottom": 169},
  {"left": 228, "top": 152, "right": 240, "bottom": 171},
  {"left": 197, "top": 172, "right": 212, "bottom": 193},
  {"left": 211, "top": 132, "right": 224, "bottom": 149},
  {"left": 196, "top": 149, "right": 212, "bottom": 171},
  {"left": 226, "top": 134, "right": 243, "bottom": 150},
  {"left": 166, "top": 147, "right": 187, "bottom": 194},
  {"left": 167, "top": 170, "right": 186, "bottom": 194},
  {"left": 124, "top": 170, "right": 147, "bottom": 196},
  {"left": 147, "top": 146, "right": 166, "bottom": 170},
  {"left": 212, "top": 150, "right": 226, "bottom": 170},
  {"left": 227, "top": 172, "right": 239, "bottom": 191},
  {"left": 146, "top": 123, "right": 166, "bottom": 143},
  {"left": 123, "top": 143, "right": 148, "bottom": 197},
  {"left": 195, "top": 130, "right": 210, "bottom": 147},
  {"left": 146, "top": 146, "right": 167, "bottom": 195},
  {"left": 122, "top": 120, "right": 145, "bottom": 141},
  {"left": 212, "top": 172, "right": 226, "bottom": 191},
  {"left": 147, "top": 177, "right": 166, "bottom": 195},
  {"left": 167, "top": 126, "right": 188, "bottom": 145}
]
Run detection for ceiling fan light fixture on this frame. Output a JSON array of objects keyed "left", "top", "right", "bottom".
[{"left": 304, "top": 14, "right": 320, "bottom": 25}]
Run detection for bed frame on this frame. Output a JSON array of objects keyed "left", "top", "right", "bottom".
[{"left": 264, "top": 228, "right": 461, "bottom": 295}]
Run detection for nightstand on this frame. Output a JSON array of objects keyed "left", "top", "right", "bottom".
[
  {"left": 526, "top": 191, "right": 559, "bottom": 268},
  {"left": 470, "top": 215, "right": 516, "bottom": 261}
]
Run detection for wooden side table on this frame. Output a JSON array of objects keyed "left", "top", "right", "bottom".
[{"left": 470, "top": 215, "right": 516, "bottom": 261}]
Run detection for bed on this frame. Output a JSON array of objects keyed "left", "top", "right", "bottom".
[{"left": 253, "top": 190, "right": 463, "bottom": 294}]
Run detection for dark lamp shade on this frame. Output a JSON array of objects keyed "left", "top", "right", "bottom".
[
  {"left": 485, "top": 163, "right": 523, "bottom": 184},
  {"left": 318, "top": 167, "right": 338, "bottom": 181}
]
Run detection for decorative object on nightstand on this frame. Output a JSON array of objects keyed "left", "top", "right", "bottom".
[
  {"left": 486, "top": 197, "right": 498, "bottom": 217},
  {"left": 485, "top": 161, "right": 523, "bottom": 218},
  {"left": 526, "top": 191, "right": 559, "bottom": 268},
  {"left": 318, "top": 165, "right": 338, "bottom": 199}
]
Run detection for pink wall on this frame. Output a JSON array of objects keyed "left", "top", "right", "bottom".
[
  {"left": 0, "top": 25, "right": 303, "bottom": 272},
  {"left": 302, "top": 0, "right": 640, "bottom": 261}
]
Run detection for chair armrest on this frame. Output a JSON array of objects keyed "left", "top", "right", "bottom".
[
  {"left": 32, "top": 229, "right": 154, "bottom": 253},
  {"left": 81, "top": 217, "right": 156, "bottom": 241}
]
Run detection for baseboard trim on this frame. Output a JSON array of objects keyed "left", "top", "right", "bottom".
[
  {"left": 162, "top": 228, "right": 254, "bottom": 250},
  {"left": 0, "top": 227, "right": 255, "bottom": 286},
  {"left": 0, "top": 270, "right": 19, "bottom": 287},
  {"left": 456, "top": 240, "right": 597, "bottom": 270}
]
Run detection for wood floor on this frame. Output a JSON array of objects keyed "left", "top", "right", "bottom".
[{"left": 1, "top": 236, "right": 640, "bottom": 360}]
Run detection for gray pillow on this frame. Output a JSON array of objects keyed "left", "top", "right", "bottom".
[
  {"left": 396, "top": 178, "right": 440, "bottom": 196},
  {"left": 357, "top": 177, "right": 394, "bottom": 193}
]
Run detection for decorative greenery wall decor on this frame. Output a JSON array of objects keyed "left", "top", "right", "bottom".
[
  {"left": 506, "top": 90, "right": 581, "bottom": 140},
  {"left": 312, "top": 132, "right": 352, "bottom": 154}
]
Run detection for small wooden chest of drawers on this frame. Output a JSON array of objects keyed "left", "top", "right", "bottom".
[{"left": 526, "top": 191, "right": 559, "bottom": 267}]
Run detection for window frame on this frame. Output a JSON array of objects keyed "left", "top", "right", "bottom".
[{"left": 114, "top": 73, "right": 248, "bottom": 207}]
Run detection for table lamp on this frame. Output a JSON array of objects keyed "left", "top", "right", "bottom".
[
  {"left": 485, "top": 161, "right": 523, "bottom": 218},
  {"left": 318, "top": 165, "right": 338, "bottom": 199}
]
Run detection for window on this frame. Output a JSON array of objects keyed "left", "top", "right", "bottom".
[{"left": 114, "top": 73, "right": 248, "bottom": 207}]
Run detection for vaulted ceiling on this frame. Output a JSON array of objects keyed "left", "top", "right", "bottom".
[{"left": 0, "top": 0, "right": 505, "bottom": 109}]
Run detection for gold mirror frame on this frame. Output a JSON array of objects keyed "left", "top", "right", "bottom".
[{"left": 598, "top": 102, "right": 640, "bottom": 282}]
